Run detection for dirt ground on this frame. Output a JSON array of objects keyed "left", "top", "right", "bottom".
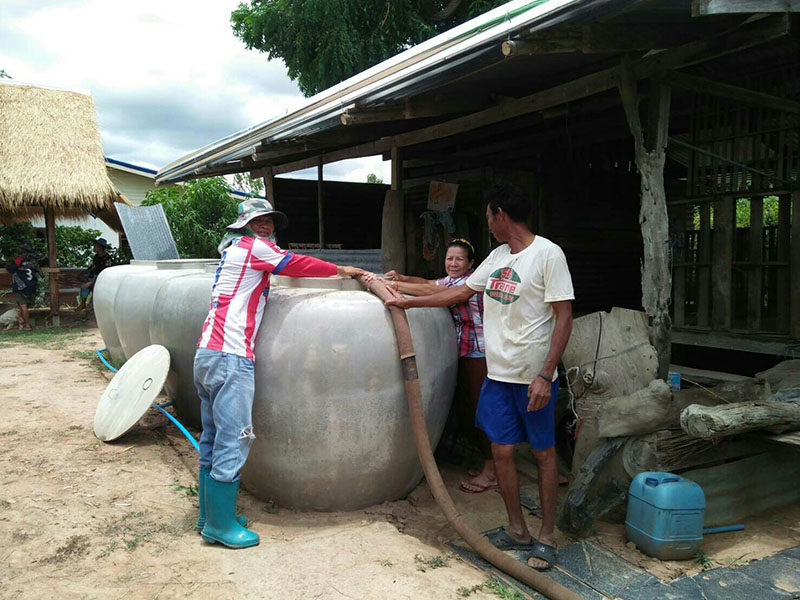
[{"left": 2, "top": 320, "right": 799, "bottom": 599}]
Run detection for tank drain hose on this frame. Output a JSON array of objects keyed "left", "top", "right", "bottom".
[{"left": 356, "top": 276, "right": 581, "bottom": 600}]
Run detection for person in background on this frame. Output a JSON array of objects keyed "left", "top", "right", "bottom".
[
  {"left": 382, "top": 239, "right": 496, "bottom": 494},
  {"left": 195, "top": 198, "right": 364, "bottom": 549},
  {"left": 5, "top": 240, "right": 41, "bottom": 330},
  {"left": 75, "top": 237, "right": 114, "bottom": 312},
  {"left": 385, "top": 183, "right": 574, "bottom": 571}
]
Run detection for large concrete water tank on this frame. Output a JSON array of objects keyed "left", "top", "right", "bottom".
[
  {"left": 149, "top": 265, "right": 216, "bottom": 427},
  {"left": 94, "top": 261, "right": 157, "bottom": 363},
  {"left": 113, "top": 259, "right": 214, "bottom": 359},
  {"left": 96, "top": 267, "right": 458, "bottom": 511},
  {"left": 241, "top": 275, "right": 458, "bottom": 511}
]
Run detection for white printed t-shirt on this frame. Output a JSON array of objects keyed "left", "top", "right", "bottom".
[{"left": 466, "top": 235, "right": 574, "bottom": 384}]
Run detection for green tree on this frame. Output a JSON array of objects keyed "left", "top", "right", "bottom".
[
  {"left": 231, "top": 172, "right": 265, "bottom": 197},
  {"left": 230, "top": 0, "right": 505, "bottom": 96},
  {"left": 366, "top": 173, "right": 384, "bottom": 184},
  {"left": 142, "top": 178, "right": 239, "bottom": 258}
]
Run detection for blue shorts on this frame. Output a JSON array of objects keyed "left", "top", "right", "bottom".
[{"left": 475, "top": 377, "right": 558, "bottom": 450}]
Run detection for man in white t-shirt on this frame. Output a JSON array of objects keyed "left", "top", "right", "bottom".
[{"left": 386, "top": 182, "right": 573, "bottom": 571}]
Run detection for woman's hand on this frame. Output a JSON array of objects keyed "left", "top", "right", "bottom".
[{"left": 384, "top": 269, "right": 407, "bottom": 283}]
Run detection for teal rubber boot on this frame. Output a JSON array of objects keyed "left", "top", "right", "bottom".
[
  {"left": 201, "top": 476, "right": 260, "bottom": 548},
  {"left": 195, "top": 468, "right": 247, "bottom": 532}
]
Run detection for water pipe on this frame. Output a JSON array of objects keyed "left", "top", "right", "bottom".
[
  {"left": 97, "top": 347, "right": 200, "bottom": 454},
  {"left": 703, "top": 524, "right": 745, "bottom": 535},
  {"left": 356, "top": 275, "right": 582, "bottom": 600}
]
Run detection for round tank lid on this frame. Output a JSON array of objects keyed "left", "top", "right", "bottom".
[
  {"left": 93, "top": 345, "right": 171, "bottom": 442},
  {"left": 272, "top": 275, "right": 363, "bottom": 291}
]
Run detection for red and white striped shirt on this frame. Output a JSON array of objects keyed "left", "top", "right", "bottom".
[{"left": 197, "top": 236, "right": 337, "bottom": 359}]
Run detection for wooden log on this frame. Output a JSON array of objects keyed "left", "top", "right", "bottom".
[
  {"left": 558, "top": 437, "right": 627, "bottom": 537},
  {"left": 682, "top": 450, "right": 800, "bottom": 527},
  {"left": 756, "top": 359, "right": 800, "bottom": 391},
  {"left": 597, "top": 380, "right": 673, "bottom": 438},
  {"left": 680, "top": 400, "right": 800, "bottom": 439}
]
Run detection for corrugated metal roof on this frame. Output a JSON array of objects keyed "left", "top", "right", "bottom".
[{"left": 156, "top": 0, "right": 610, "bottom": 185}]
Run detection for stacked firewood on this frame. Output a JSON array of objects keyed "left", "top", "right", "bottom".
[{"left": 556, "top": 307, "right": 800, "bottom": 537}]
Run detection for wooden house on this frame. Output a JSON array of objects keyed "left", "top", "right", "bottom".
[{"left": 157, "top": 0, "right": 800, "bottom": 374}]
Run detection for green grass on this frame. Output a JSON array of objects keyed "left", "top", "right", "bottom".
[
  {"left": 456, "top": 577, "right": 526, "bottom": 599},
  {"left": 694, "top": 550, "right": 716, "bottom": 570},
  {"left": 0, "top": 325, "right": 90, "bottom": 349},
  {"left": 414, "top": 552, "right": 454, "bottom": 572},
  {"left": 169, "top": 482, "right": 199, "bottom": 498}
]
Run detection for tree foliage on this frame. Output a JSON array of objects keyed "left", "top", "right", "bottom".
[
  {"left": 142, "top": 177, "right": 239, "bottom": 258},
  {"left": 231, "top": 0, "right": 505, "bottom": 97},
  {"left": 0, "top": 222, "right": 103, "bottom": 268}
]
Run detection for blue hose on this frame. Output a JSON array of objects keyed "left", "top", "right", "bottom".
[
  {"left": 703, "top": 524, "right": 745, "bottom": 535},
  {"left": 97, "top": 347, "right": 199, "bottom": 454},
  {"left": 96, "top": 348, "right": 118, "bottom": 373}
]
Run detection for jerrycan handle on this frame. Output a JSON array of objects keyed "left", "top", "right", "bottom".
[{"left": 645, "top": 476, "right": 680, "bottom": 487}]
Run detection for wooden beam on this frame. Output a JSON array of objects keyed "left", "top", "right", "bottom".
[
  {"left": 711, "top": 196, "right": 734, "bottom": 330},
  {"left": 671, "top": 328, "right": 800, "bottom": 355},
  {"left": 44, "top": 207, "right": 59, "bottom": 324},
  {"left": 668, "top": 137, "right": 794, "bottom": 187},
  {"left": 251, "top": 141, "right": 318, "bottom": 162},
  {"left": 792, "top": 190, "right": 800, "bottom": 339},
  {"left": 341, "top": 104, "right": 406, "bottom": 126},
  {"left": 692, "top": 0, "right": 800, "bottom": 16},
  {"left": 666, "top": 71, "right": 800, "bottom": 114},
  {"left": 256, "top": 139, "right": 393, "bottom": 177}
]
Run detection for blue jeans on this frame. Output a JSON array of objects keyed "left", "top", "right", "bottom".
[{"left": 193, "top": 348, "right": 256, "bottom": 483}]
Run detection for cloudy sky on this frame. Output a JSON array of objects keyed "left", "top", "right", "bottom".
[{"left": 0, "top": 0, "right": 391, "bottom": 183}]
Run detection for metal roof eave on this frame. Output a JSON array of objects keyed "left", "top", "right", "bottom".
[{"left": 155, "top": 0, "right": 598, "bottom": 185}]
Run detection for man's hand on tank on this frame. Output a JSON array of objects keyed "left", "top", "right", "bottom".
[
  {"left": 526, "top": 376, "right": 551, "bottom": 412},
  {"left": 337, "top": 265, "right": 366, "bottom": 278}
]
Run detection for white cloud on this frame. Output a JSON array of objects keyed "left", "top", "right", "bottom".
[{"left": 0, "top": 0, "right": 385, "bottom": 182}]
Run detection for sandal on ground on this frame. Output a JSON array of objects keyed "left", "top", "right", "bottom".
[
  {"left": 486, "top": 527, "right": 536, "bottom": 551},
  {"left": 524, "top": 541, "right": 557, "bottom": 571},
  {"left": 459, "top": 478, "right": 499, "bottom": 494}
]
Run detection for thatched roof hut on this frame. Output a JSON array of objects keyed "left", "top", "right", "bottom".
[
  {"left": 0, "top": 80, "right": 131, "bottom": 320},
  {"left": 0, "top": 80, "right": 129, "bottom": 226}
]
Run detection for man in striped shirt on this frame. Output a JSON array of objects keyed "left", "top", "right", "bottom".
[{"left": 195, "top": 198, "right": 364, "bottom": 549}]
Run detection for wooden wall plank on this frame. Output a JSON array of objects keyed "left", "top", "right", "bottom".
[
  {"left": 711, "top": 196, "right": 734, "bottom": 329},
  {"left": 791, "top": 190, "right": 800, "bottom": 339},
  {"left": 697, "top": 204, "right": 712, "bottom": 327},
  {"left": 747, "top": 197, "right": 763, "bottom": 330},
  {"left": 776, "top": 194, "right": 791, "bottom": 333}
]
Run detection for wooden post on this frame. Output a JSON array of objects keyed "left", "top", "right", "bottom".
[
  {"left": 711, "top": 196, "right": 734, "bottom": 330},
  {"left": 618, "top": 68, "right": 672, "bottom": 379},
  {"left": 263, "top": 168, "right": 275, "bottom": 207},
  {"left": 791, "top": 190, "right": 800, "bottom": 339},
  {"left": 776, "top": 194, "right": 791, "bottom": 333},
  {"left": 381, "top": 146, "right": 406, "bottom": 272},
  {"left": 317, "top": 160, "right": 325, "bottom": 249},
  {"left": 44, "top": 207, "right": 59, "bottom": 326},
  {"left": 746, "top": 197, "right": 763, "bottom": 330},
  {"left": 697, "top": 203, "right": 711, "bottom": 326},
  {"left": 672, "top": 205, "right": 687, "bottom": 327}
]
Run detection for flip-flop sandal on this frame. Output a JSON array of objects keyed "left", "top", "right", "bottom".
[
  {"left": 459, "top": 479, "right": 499, "bottom": 494},
  {"left": 524, "top": 541, "right": 557, "bottom": 572},
  {"left": 486, "top": 527, "right": 537, "bottom": 551}
]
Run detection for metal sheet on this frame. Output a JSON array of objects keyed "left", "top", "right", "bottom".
[{"left": 116, "top": 203, "right": 179, "bottom": 260}]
